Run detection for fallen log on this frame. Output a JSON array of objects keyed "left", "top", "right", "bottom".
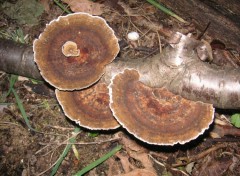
[
  {"left": 158, "top": 0, "right": 240, "bottom": 51},
  {"left": 0, "top": 36, "right": 239, "bottom": 109},
  {"left": 102, "top": 33, "right": 240, "bottom": 109},
  {"left": 0, "top": 38, "right": 42, "bottom": 80}
]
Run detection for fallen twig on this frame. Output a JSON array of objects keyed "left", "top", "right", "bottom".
[
  {"left": 45, "top": 125, "right": 75, "bottom": 131},
  {"left": 0, "top": 121, "right": 22, "bottom": 128},
  {"left": 37, "top": 127, "right": 80, "bottom": 176},
  {"left": 172, "top": 143, "right": 227, "bottom": 167},
  {"left": 118, "top": 1, "right": 173, "bottom": 37}
]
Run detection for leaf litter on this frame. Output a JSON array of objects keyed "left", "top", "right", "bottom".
[{"left": 63, "top": 0, "right": 104, "bottom": 15}]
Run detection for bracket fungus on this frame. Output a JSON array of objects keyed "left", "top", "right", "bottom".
[
  {"left": 33, "top": 13, "right": 218, "bottom": 145},
  {"left": 33, "top": 12, "right": 120, "bottom": 130},
  {"left": 33, "top": 12, "right": 119, "bottom": 90},
  {"left": 109, "top": 69, "right": 214, "bottom": 145},
  {"left": 56, "top": 83, "right": 119, "bottom": 130}
]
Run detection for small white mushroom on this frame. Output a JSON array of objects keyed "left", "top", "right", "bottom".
[{"left": 127, "top": 31, "right": 140, "bottom": 41}]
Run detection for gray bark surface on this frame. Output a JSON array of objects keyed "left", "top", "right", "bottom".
[
  {"left": 0, "top": 37, "right": 239, "bottom": 109},
  {"left": 0, "top": 39, "right": 42, "bottom": 80}
]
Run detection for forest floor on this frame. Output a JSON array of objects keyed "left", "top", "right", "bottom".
[{"left": 0, "top": 0, "right": 240, "bottom": 175}]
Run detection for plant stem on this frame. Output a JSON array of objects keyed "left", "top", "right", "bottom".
[
  {"left": 53, "top": 0, "right": 72, "bottom": 14},
  {"left": 146, "top": 0, "right": 186, "bottom": 23}
]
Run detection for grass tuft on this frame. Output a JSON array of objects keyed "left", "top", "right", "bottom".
[{"left": 6, "top": 75, "right": 37, "bottom": 131}]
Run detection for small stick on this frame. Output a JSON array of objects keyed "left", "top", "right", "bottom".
[
  {"left": 156, "top": 31, "right": 162, "bottom": 53},
  {"left": 38, "top": 137, "right": 121, "bottom": 146},
  {"left": 172, "top": 143, "right": 227, "bottom": 167},
  {"left": 0, "top": 121, "right": 22, "bottom": 128},
  {"left": 45, "top": 125, "right": 75, "bottom": 131}
]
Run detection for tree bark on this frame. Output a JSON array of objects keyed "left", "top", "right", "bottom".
[
  {"left": 0, "top": 38, "right": 42, "bottom": 80},
  {"left": 0, "top": 37, "right": 239, "bottom": 109},
  {"left": 158, "top": 0, "right": 240, "bottom": 51},
  {"left": 102, "top": 34, "right": 240, "bottom": 109}
]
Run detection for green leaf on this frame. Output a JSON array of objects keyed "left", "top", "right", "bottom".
[
  {"left": 29, "top": 78, "right": 43, "bottom": 84},
  {"left": 231, "top": 114, "right": 240, "bottom": 128},
  {"left": 88, "top": 132, "right": 99, "bottom": 137}
]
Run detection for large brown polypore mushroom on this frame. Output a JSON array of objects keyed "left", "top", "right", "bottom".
[
  {"left": 33, "top": 13, "right": 218, "bottom": 144},
  {"left": 33, "top": 13, "right": 120, "bottom": 129},
  {"left": 33, "top": 12, "right": 119, "bottom": 90},
  {"left": 109, "top": 69, "right": 215, "bottom": 145},
  {"left": 56, "top": 83, "right": 119, "bottom": 130}
]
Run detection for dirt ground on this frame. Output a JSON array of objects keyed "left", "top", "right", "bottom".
[{"left": 0, "top": 0, "right": 240, "bottom": 175}]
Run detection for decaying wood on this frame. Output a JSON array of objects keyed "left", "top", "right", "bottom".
[
  {"left": 158, "top": 0, "right": 240, "bottom": 51},
  {"left": 0, "top": 37, "right": 240, "bottom": 109},
  {"left": 0, "top": 39, "right": 42, "bottom": 80},
  {"left": 102, "top": 34, "right": 240, "bottom": 109}
]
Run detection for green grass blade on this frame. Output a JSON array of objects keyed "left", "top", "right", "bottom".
[
  {"left": 50, "top": 127, "right": 80, "bottom": 176},
  {"left": 11, "top": 87, "right": 36, "bottom": 131},
  {"left": 146, "top": 0, "right": 186, "bottom": 23},
  {"left": 53, "top": 0, "right": 72, "bottom": 14},
  {"left": 7, "top": 74, "right": 81, "bottom": 176},
  {"left": 74, "top": 145, "right": 122, "bottom": 176},
  {"left": 8, "top": 75, "right": 18, "bottom": 96},
  {"left": 7, "top": 75, "right": 37, "bottom": 132},
  {"left": 0, "top": 75, "right": 18, "bottom": 101}
]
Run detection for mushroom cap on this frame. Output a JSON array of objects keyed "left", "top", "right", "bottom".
[
  {"left": 56, "top": 83, "right": 120, "bottom": 130},
  {"left": 33, "top": 12, "right": 119, "bottom": 90},
  {"left": 109, "top": 69, "right": 214, "bottom": 145}
]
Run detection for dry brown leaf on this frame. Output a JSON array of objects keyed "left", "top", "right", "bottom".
[
  {"left": 130, "top": 153, "right": 156, "bottom": 174},
  {"left": 194, "top": 155, "right": 233, "bottom": 176},
  {"left": 115, "top": 153, "right": 134, "bottom": 173},
  {"left": 63, "top": 0, "right": 104, "bottom": 15},
  {"left": 119, "top": 133, "right": 145, "bottom": 152},
  {"left": 39, "top": 0, "right": 50, "bottom": 12},
  {"left": 106, "top": 157, "right": 123, "bottom": 176},
  {"left": 120, "top": 169, "right": 157, "bottom": 176},
  {"left": 114, "top": 132, "right": 157, "bottom": 175}
]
